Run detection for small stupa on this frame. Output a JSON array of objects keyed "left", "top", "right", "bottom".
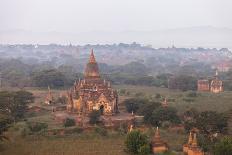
[
  {"left": 183, "top": 132, "right": 204, "bottom": 155},
  {"left": 152, "top": 127, "right": 168, "bottom": 154}
]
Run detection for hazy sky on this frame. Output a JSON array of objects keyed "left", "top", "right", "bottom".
[{"left": 1, "top": 0, "right": 232, "bottom": 32}]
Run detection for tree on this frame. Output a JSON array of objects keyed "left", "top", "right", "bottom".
[
  {"left": 27, "top": 122, "right": 48, "bottom": 132},
  {"left": 168, "top": 75, "right": 197, "bottom": 91},
  {"left": 89, "top": 110, "right": 101, "bottom": 124},
  {"left": 213, "top": 137, "right": 232, "bottom": 155},
  {"left": 124, "top": 98, "right": 148, "bottom": 113},
  {"left": 195, "top": 111, "right": 228, "bottom": 135},
  {"left": 0, "top": 90, "right": 34, "bottom": 122},
  {"left": 0, "top": 114, "right": 11, "bottom": 141},
  {"left": 137, "top": 101, "right": 161, "bottom": 123},
  {"left": 125, "top": 130, "right": 150, "bottom": 154},
  {"left": 31, "top": 69, "right": 66, "bottom": 87},
  {"left": 63, "top": 118, "right": 76, "bottom": 127},
  {"left": 150, "top": 107, "right": 181, "bottom": 126}
]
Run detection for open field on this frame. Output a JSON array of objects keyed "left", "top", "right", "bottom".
[{"left": 115, "top": 85, "right": 232, "bottom": 113}]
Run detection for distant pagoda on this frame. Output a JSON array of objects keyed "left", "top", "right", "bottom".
[{"left": 67, "top": 50, "right": 119, "bottom": 115}]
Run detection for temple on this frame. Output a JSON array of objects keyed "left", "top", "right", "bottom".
[
  {"left": 210, "top": 70, "right": 223, "bottom": 93},
  {"left": 66, "top": 50, "right": 119, "bottom": 115},
  {"left": 197, "top": 70, "right": 223, "bottom": 93},
  {"left": 183, "top": 132, "right": 204, "bottom": 155},
  {"left": 152, "top": 127, "right": 168, "bottom": 154},
  {"left": 197, "top": 80, "right": 210, "bottom": 92}
]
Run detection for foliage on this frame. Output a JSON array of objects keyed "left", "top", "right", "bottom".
[
  {"left": 0, "top": 90, "right": 34, "bottom": 121},
  {"left": 0, "top": 114, "right": 11, "bottom": 141},
  {"left": 94, "top": 126, "right": 108, "bottom": 136},
  {"left": 137, "top": 101, "right": 161, "bottom": 123},
  {"left": 72, "top": 127, "right": 83, "bottom": 134},
  {"left": 123, "top": 98, "right": 149, "bottom": 113},
  {"left": 125, "top": 130, "right": 150, "bottom": 154},
  {"left": 89, "top": 110, "right": 101, "bottom": 124},
  {"left": 27, "top": 122, "right": 48, "bottom": 132},
  {"left": 168, "top": 75, "right": 197, "bottom": 91},
  {"left": 213, "top": 137, "right": 232, "bottom": 155},
  {"left": 63, "top": 118, "right": 76, "bottom": 127},
  {"left": 31, "top": 69, "right": 66, "bottom": 87},
  {"left": 195, "top": 111, "right": 228, "bottom": 134},
  {"left": 138, "top": 144, "right": 151, "bottom": 155},
  {"left": 150, "top": 107, "right": 181, "bottom": 126}
]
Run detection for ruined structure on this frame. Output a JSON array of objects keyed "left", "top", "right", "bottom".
[
  {"left": 197, "top": 80, "right": 210, "bottom": 92},
  {"left": 197, "top": 70, "right": 223, "bottom": 93},
  {"left": 183, "top": 132, "right": 204, "bottom": 155},
  {"left": 152, "top": 127, "right": 168, "bottom": 154},
  {"left": 210, "top": 70, "right": 223, "bottom": 93},
  {"left": 66, "top": 50, "right": 119, "bottom": 115}
]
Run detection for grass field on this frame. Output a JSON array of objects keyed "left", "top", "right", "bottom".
[{"left": 115, "top": 85, "right": 232, "bottom": 113}]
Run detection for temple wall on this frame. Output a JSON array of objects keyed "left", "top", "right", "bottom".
[{"left": 152, "top": 146, "right": 168, "bottom": 154}]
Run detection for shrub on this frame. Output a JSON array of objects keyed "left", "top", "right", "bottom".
[
  {"left": 213, "top": 137, "right": 232, "bottom": 155},
  {"left": 72, "top": 127, "right": 83, "bottom": 134},
  {"left": 94, "top": 126, "right": 108, "bottom": 136},
  {"left": 63, "top": 118, "right": 76, "bottom": 127},
  {"left": 125, "top": 130, "right": 150, "bottom": 154},
  {"left": 186, "top": 91, "right": 197, "bottom": 97},
  {"left": 27, "top": 122, "right": 48, "bottom": 132},
  {"left": 89, "top": 110, "right": 101, "bottom": 124}
]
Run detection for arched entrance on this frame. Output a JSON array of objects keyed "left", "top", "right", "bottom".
[{"left": 99, "top": 105, "right": 104, "bottom": 115}]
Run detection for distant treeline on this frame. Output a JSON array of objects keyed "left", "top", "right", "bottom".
[{"left": 1, "top": 58, "right": 232, "bottom": 91}]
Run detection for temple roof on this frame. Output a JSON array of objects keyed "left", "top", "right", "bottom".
[{"left": 84, "top": 50, "right": 100, "bottom": 78}]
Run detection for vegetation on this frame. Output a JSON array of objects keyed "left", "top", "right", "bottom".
[
  {"left": 63, "top": 118, "right": 76, "bottom": 127},
  {"left": 213, "top": 137, "right": 232, "bottom": 155},
  {"left": 0, "top": 90, "right": 34, "bottom": 122},
  {"left": 150, "top": 107, "right": 181, "bottom": 127},
  {"left": 27, "top": 122, "right": 48, "bottom": 132},
  {"left": 89, "top": 110, "right": 101, "bottom": 124},
  {"left": 0, "top": 114, "right": 11, "bottom": 141},
  {"left": 125, "top": 130, "right": 150, "bottom": 155},
  {"left": 31, "top": 69, "right": 66, "bottom": 87},
  {"left": 184, "top": 111, "right": 228, "bottom": 135}
]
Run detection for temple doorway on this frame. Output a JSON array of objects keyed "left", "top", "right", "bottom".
[{"left": 99, "top": 105, "right": 104, "bottom": 115}]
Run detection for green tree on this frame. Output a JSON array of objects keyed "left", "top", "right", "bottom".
[
  {"left": 137, "top": 101, "right": 161, "bottom": 123},
  {"left": 89, "top": 110, "right": 101, "bottom": 124},
  {"left": 31, "top": 69, "right": 66, "bottom": 87},
  {"left": 27, "top": 122, "right": 48, "bottom": 132},
  {"left": 195, "top": 111, "right": 228, "bottom": 134},
  {"left": 0, "top": 90, "right": 34, "bottom": 122},
  {"left": 0, "top": 114, "right": 11, "bottom": 141},
  {"left": 63, "top": 118, "right": 76, "bottom": 127},
  {"left": 124, "top": 98, "right": 149, "bottom": 113},
  {"left": 125, "top": 130, "right": 150, "bottom": 154},
  {"left": 150, "top": 107, "right": 181, "bottom": 126},
  {"left": 213, "top": 137, "right": 232, "bottom": 155}
]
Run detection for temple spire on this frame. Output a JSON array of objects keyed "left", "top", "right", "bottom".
[
  {"left": 89, "top": 49, "right": 96, "bottom": 63},
  {"left": 192, "top": 133, "right": 198, "bottom": 147},
  {"left": 188, "top": 132, "right": 193, "bottom": 145},
  {"left": 84, "top": 49, "right": 100, "bottom": 78},
  {"left": 154, "top": 127, "right": 161, "bottom": 140}
]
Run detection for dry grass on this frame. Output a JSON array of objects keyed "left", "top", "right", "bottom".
[{"left": 1, "top": 135, "right": 127, "bottom": 155}]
